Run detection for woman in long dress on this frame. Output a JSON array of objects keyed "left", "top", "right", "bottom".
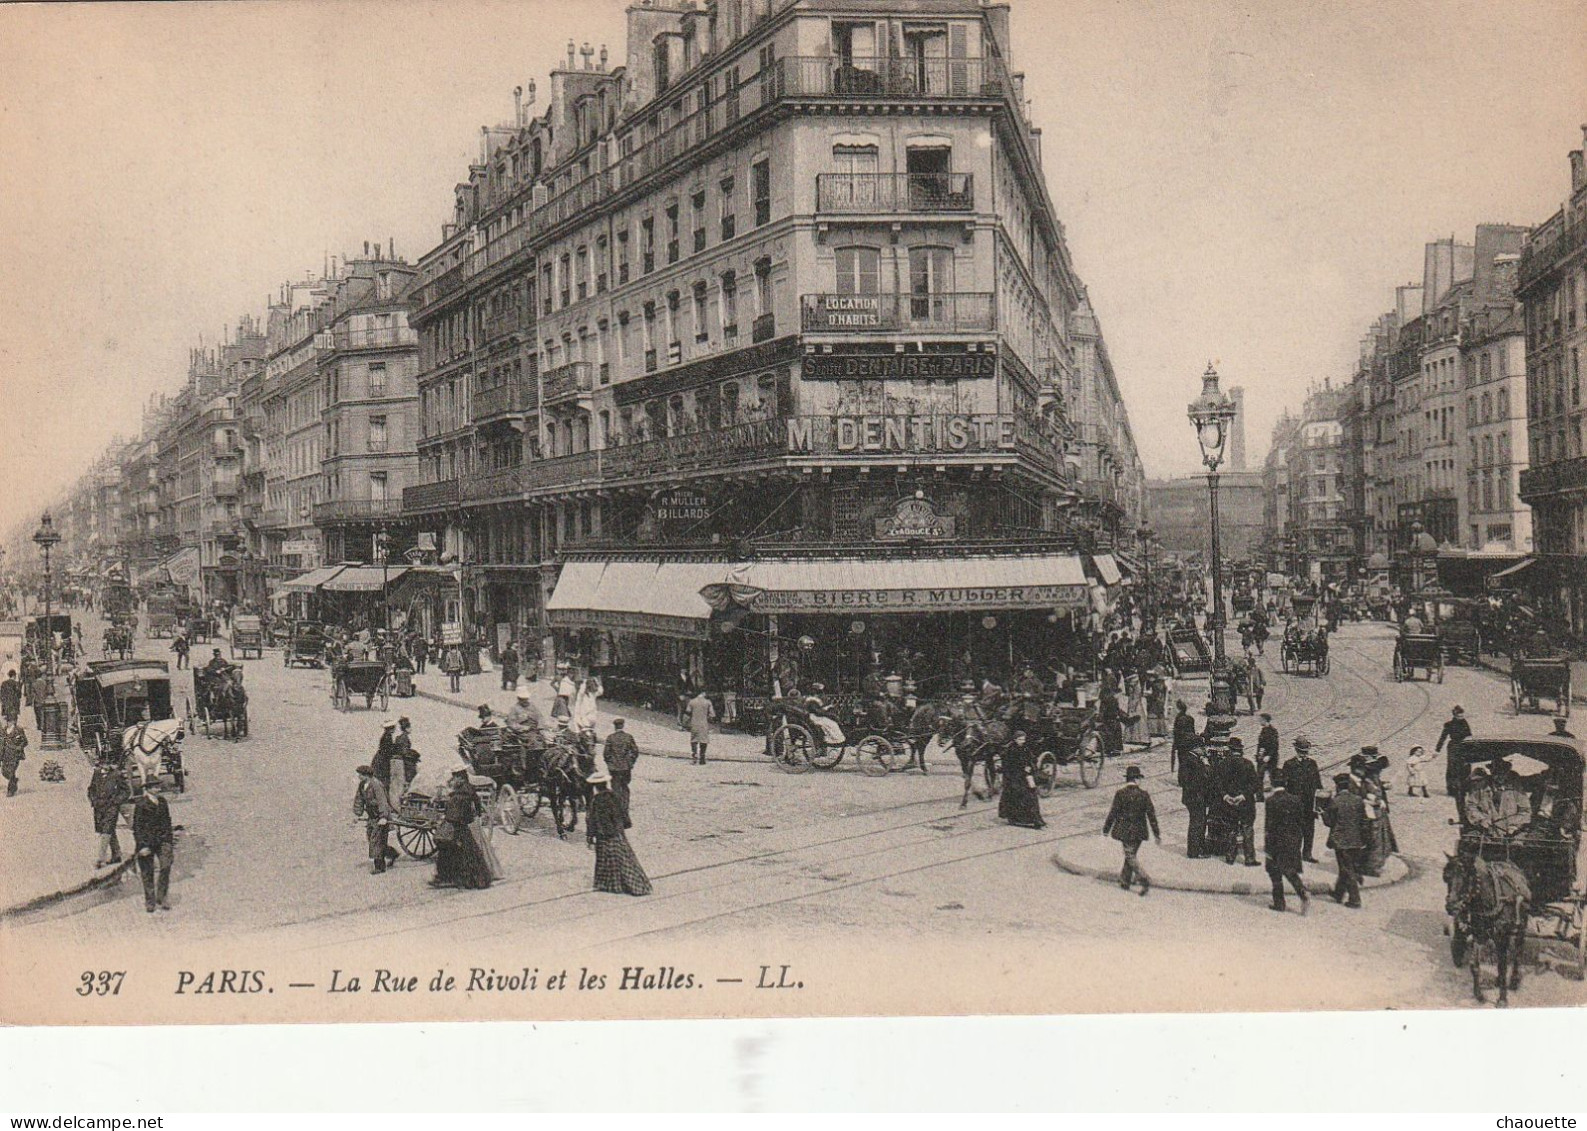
[
  {"left": 1123, "top": 673, "right": 1148, "bottom": 747},
  {"left": 586, "top": 770, "right": 652, "bottom": 895},
  {"left": 997, "top": 730, "right": 1046, "bottom": 830},
  {"left": 431, "top": 768, "right": 492, "bottom": 889},
  {"left": 1361, "top": 755, "right": 1398, "bottom": 876}
]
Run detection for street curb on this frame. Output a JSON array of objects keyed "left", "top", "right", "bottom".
[
  {"left": 1049, "top": 845, "right": 1412, "bottom": 897},
  {"left": 409, "top": 684, "right": 770, "bottom": 764},
  {"left": 1, "top": 858, "right": 133, "bottom": 920}
]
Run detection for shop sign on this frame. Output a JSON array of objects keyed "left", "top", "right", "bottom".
[
  {"left": 752, "top": 585, "right": 1089, "bottom": 612},
  {"left": 441, "top": 623, "right": 464, "bottom": 646},
  {"left": 651, "top": 488, "right": 712, "bottom": 526},
  {"left": 803, "top": 353, "right": 996, "bottom": 380},
  {"left": 786, "top": 414, "right": 1017, "bottom": 454},
  {"left": 875, "top": 496, "right": 955, "bottom": 541}
]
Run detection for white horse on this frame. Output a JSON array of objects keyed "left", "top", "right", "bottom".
[{"left": 120, "top": 718, "right": 183, "bottom": 787}]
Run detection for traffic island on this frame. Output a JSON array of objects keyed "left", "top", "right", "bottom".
[{"left": 1051, "top": 835, "right": 1411, "bottom": 896}]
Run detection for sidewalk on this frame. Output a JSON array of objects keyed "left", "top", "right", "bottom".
[{"left": 1052, "top": 834, "right": 1411, "bottom": 896}]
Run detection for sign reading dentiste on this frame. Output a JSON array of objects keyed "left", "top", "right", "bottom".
[
  {"left": 786, "top": 415, "right": 1017, "bottom": 454},
  {"left": 752, "top": 585, "right": 1089, "bottom": 612}
]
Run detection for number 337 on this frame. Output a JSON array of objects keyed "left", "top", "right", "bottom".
[{"left": 76, "top": 971, "right": 125, "bottom": 996}]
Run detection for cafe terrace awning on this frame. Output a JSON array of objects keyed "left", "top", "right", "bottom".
[
  {"left": 1090, "top": 553, "right": 1122, "bottom": 587},
  {"left": 279, "top": 565, "right": 350, "bottom": 592},
  {"left": 547, "top": 561, "right": 722, "bottom": 639},
  {"left": 1490, "top": 557, "right": 1536, "bottom": 583},
  {"left": 320, "top": 565, "right": 411, "bottom": 593}
]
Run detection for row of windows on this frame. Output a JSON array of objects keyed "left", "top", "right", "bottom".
[
  {"left": 1466, "top": 386, "right": 1513, "bottom": 425},
  {"left": 1530, "top": 347, "right": 1583, "bottom": 421},
  {"left": 1466, "top": 432, "right": 1514, "bottom": 468},
  {"left": 1466, "top": 468, "right": 1514, "bottom": 513}
]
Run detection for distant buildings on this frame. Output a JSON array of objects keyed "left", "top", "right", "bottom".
[{"left": 1146, "top": 471, "right": 1264, "bottom": 561}]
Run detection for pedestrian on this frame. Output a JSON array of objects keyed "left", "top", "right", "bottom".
[
  {"left": 1405, "top": 745, "right": 1432, "bottom": 797},
  {"left": 552, "top": 662, "right": 578, "bottom": 719},
  {"left": 171, "top": 633, "right": 190, "bottom": 670},
  {"left": 1246, "top": 662, "right": 1265, "bottom": 714},
  {"left": 0, "top": 716, "right": 26, "bottom": 797},
  {"left": 1321, "top": 772, "right": 1366, "bottom": 908},
  {"left": 1263, "top": 777, "right": 1309, "bottom": 914},
  {"left": 353, "top": 764, "right": 399, "bottom": 875},
  {"left": 1103, "top": 765, "right": 1160, "bottom": 895},
  {"left": 1360, "top": 751, "right": 1398, "bottom": 877},
  {"left": 131, "top": 780, "right": 174, "bottom": 913},
  {"left": 1179, "top": 736, "right": 1210, "bottom": 858},
  {"left": 431, "top": 766, "right": 492, "bottom": 890},
  {"left": 0, "top": 668, "right": 21, "bottom": 725},
  {"left": 587, "top": 770, "right": 652, "bottom": 895},
  {"left": 442, "top": 643, "right": 464, "bottom": 694},
  {"left": 372, "top": 718, "right": 398, "bottom": 791},
  {"left": 1281, "top": 735, "right": 1323, "bottom": 862},
  {"left": 1212, "top": 735, "right": 1260, "bottom": 866},
  {"left": 392, "top": 717, "right": 419, "bottom": 798},
  {"left": 997, "top": 729, "right": 1046, "bottom": 830},
  {"left": 1256, "top": 712, "right": 1280, "bottom": 790},
  {"left": 686, "top": 687, "right": 715, "bottom": 764},
  {"left": 88, "top": 747, "right": 130, "bottom": 867},
  {"left": 602, "top": 717, "right": 639, "bottom": 827},
  {"left": 411, "top": 633, "right": 428, "bottom": 675},
  {"left": 572, "top": 675, "right": 603, "bottom": 744},
  {"left": 500, "top": 641, "right": 520, "bottom": 692},
  {"left": 1171, "top": 699, "right": 1195, "bottom": 774},
  {"left": 1552, "top": 716, "right": 1576, "bottom": 741},
  {"left": 1435, "top": 705, "right": 1472, "bottom": 816}
]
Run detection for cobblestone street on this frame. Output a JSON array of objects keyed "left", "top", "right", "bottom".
[{"left": 5, "top": 612, "right": 1583, "bottom": 1013}]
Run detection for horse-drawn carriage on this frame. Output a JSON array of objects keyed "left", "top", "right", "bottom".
[
  {"left": 72, "top": 660, "right": 186, "bottom": 792},
  {"left": 1444, "top": 738, "right": 1587, "bottom": 1003},
  {"left": 1440, "top": 619, "right": 1483, "bottom": 666},
  {"left": 1029, "top": 700, "right": 1107, "bottom": 793},
  {"left": 1393, "top": 631, "right": 1443, "bottom": 682},
  {"left": 101, "top": 622, "right": 135, "bottom": 660},
  {"left": 766, "top": 696, "right": 902, "bottom": 776},
  {"left": 230, "top": 614, "right": 265, "bottom": 660},
  {"left": 1281, "top": 622, "right": 1330, "bottom": 676},
  {"left": 284, "top": 622, "right": 329, "bottom": 668},
  {"left": 145, "top": 594, "right": 180, "bottom": 639},
  {"left": 332, "top": 659, "right": 390, "bottom": 711},
  {"left": 1510, "top": 631, "right": 1571, "bottom": 718},
  {"left": 457, "top": 724, "right": 588, "bottom": 837},
  {"left": 189, "top": 663, "right": 249, "bottom": 740},
  {"left": 186, "top": 615, "right": 217, "bottom": 645}
]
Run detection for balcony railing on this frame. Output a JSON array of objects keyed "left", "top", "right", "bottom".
[
  {"left": 801, "top": 293, "right": 996, "bottom": 334},
  {"left": 782, "top": 56, "right": 1001, "bottom": 100},
  {"left": 752, "top": 312, "right": 777, "bottom": 342},
  {"left": 521, "top": 450, "right": 604, "bottom": 494},
  {"left": 316, "top": 325, "right": 417, "bottom": 354},
  {"left": 1520, "top": 457, "right": 1587, "bottom": 500},
  {"left": 258, "top": 508, "right": 287, "bottom": 528},
  {"left": 1520, "top": 220, "right": 1587, "bottom": 289},
  {"left": 816, "top": 172, "right": 974, "bottom": 213},
  {"left": 603, "top": 417, "right": 788, "bottom": 482},
  {"left": 402, "top": 479, "right": 460, "bottom": 513},
  {"left": 461, "top": 464, "right": 530, "bottom": 503},
  {"left": 473, "top": 380, "right": 536, "bottom": 421},
  {"left": 312, "top": 498, "right": 406, "bottom": 524},
  {"left": 541, "top": 361, "right": 594, "bottom": 406},
  {"left": 211, "top": 477, "right": 240, "bottom": 498}
]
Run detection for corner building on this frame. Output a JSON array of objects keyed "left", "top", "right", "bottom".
[{"left": 403, "top": 0, "right": 1143, "bottom": 722}]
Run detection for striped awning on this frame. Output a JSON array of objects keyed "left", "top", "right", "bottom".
[
  {"left": 320, "top": 565, "right": 410, "bottom": 593},
  {"left": 547, "top": 561, "right": 720, "bottom": 639},
  {"left": 1091, "top": 553, "right": 1122, "bottom": 587},
  {"left": 279, "top": 565, "right": 349, "bottom": 592}
]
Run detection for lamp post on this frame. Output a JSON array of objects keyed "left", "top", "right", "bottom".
[
  {"left": 1188, "top": 363, "right": 1239, "bottom": 729},
  {"left": 32, "top": 513, "right": 61, "bottom": 678},
  {"left": 1137, "top": 521, "right": 1154, "bottom": 633},
  {"left": 373, "top": 527, "right": 392, "bottom": 631}
]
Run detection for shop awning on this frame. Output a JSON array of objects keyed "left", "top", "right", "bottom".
[
  {"left": 547, "top": 561, "right": 718, "bottom": 639},
  {"left": 1091, "top": 553, "right": 1122, "bottom": 587},
  {"left": 320, "top": 565, "right": 411, "bottom": 593},
  {"left": 279, "top": 565, "right": 349, "bottom": 592},
  {"left": 741, "top": 554, "right": 1089, "bottom": 614},
  {"left": 1490, "top": 557, "right": 1536, "bottom": 583},
  {"left": 134, "top": 562, "right": 169, "bottom": 588}
]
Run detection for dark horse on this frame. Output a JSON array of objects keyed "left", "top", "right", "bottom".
[
  {"left": 540, "top": 734, "right": 591, "bottom": 838},
  {"left": 1444, "top": 850, "right": 1531, "bottom": 1007},
  {"left": 204, "top": 667, "right": 249, "bottom": 742},
  {"left": 939, "top": 707, "right": 1006, "bottom": 809}
]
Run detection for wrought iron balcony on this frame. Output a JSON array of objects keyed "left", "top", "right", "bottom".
[
  {"left": 603, "top": 417, "right": 788, "bottom": 482},
  {"left": 780, "top": 56, "right": 1003, "bottom": 100},
  {"left": 311, "top": 498, "right": 406, "bottom": 525},
  {"left": 1520, "top": 457, "right": 1587, "bottom": 500},
  {"left": 473, "top": 380, "right": 536, "bottom": 422},
  {"left": 316, "top": 325, "right": 417, "bottom": 355},
  {"left": 752, "top": 312, "right": 777, "bottom": 342},
  {"left": 541, "top": 362, "right": 594, "bottom": 406},
  {"left": 402, "top": 479, "right": 460, "bottom": 513},
  {"left": 801, "top": 292, "right": 996, "bottom": 334},
  {"left": 816, "top": 172, "right": 974, "bottom": 213},
  {"left": 521, "top": 450, "right": 603, "bottom": 494}
]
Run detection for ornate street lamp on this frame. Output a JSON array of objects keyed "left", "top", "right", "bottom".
[
  {"left": 1188, "top": 363, "right": 1239, "bottom": 728},
  {"left": 1137, "top": 520, "right": 1155, "bottom": 633},
  {"left": 32, "top": 512, "right": 61, "bottom": 677},
  {"left": 373, "top": 527, "right": 392, "bottom": 630}
]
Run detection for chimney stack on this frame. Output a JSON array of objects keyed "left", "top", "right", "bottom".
[
  {"left": 581, "top": 42, "right": 594, "bottom": 70},
  {"left": 599, "top": 44, "right": 609, "bottom": 71},
  {"left": 567, "top": 40, "right": 576, "bottom": 69},
  {"left": 514, "top": 85, "right": 523, "bottom": 124}
]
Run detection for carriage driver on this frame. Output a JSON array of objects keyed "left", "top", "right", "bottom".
[{"left": 204, "top": 648, "right": 230, "bottom": 675}]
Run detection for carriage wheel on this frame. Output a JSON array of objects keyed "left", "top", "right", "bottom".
[
  {"left": 396, "top": 823, "right": 437, "bottom": 859},
  {"left": 493, "top": 784, "right": 522, "bottom": 835},
  {"left": 855, "top": 736, "right": 893, "bottom": 777},
  {"left": 1033, "top": 750, "right": 1059, "bottom": 798},
  {"left": 807, "top": 730, "right": 843, "bottom": 770},
  {"left": 877, "top": 736, "right": 911, "bottom": 773},
  {"left": 1077, "top": 730, "right": 1104, "bottom": 789},
  {"left": 1451, "top": 923, "right": 1469, "bottom": 967},
  {"left": 770, "top": 724, "right": 814, "bottom": 774}
]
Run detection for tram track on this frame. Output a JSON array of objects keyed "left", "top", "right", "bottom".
[{"left": 293, "top": 624, "right": 1438, "bottom": 954}]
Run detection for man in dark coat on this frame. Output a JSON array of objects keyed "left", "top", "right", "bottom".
[
  {"left": 1171, "top": 699, "right": 1196, "bottom": 774},
  {"left": 132, "top": 781, "right": 175, "bottom": 912},
  {"left": 1212, "top": 736, "right": 1260, "bottom": 866},
  {"left": 602, "top": 718, "right": 640, "bottom": 828},
  {"left": 1436, "top": 705, "right": 1473, "bottom": 817},
  {"left": 0, "top": 669, "right": 21, "bottom": 724},
  {"left": 499, "top": 642, "right": 520, "bottom": 691},
  {"left": 1321, "top": 772, "right": 1367, "bottom": 907},
  {"left": 1179, "top": 739, "right": 1210, "bottom": 858},
  {"left": 1103, "top": 765, "right": 1160, "bottom": 895},
  {"left": 1263, "top": 779, "right": 1309, "bottom": 913},
  {"left": 1256, "top": 712, "right": 1280, "bottom": 790},
  {"left": 353, "top": 764, "right": 398, "bottom": 874},
  {"left": 0, "top": 717, "right": 26, "bottom": 797},
  {"left": 88, "top": 749, "right": 131, "bottom": 866},
  {"left": 1281, "top": 734, "right": 1324, "bottom": 862}
]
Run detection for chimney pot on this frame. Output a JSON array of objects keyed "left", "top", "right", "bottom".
[{"left": 567, "top": 40, "right": 576, "bottom": 69}]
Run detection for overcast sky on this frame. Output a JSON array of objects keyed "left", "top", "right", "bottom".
[{"left": 1, "top": 0, "right": 1584, "bottom": 541}]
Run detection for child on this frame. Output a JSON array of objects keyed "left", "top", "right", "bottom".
[{"left": 1405, "top": 745, "right": 1431, "bottom": 798}]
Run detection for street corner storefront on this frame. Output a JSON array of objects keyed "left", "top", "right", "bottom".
[
  {"left": 544, "top": 553, "right": 1093, "bottom": 731},
  {"left": 317, "top": 563, "right": 411, "bottom": 630}
]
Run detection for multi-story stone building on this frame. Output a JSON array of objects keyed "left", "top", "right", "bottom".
[
  {"left": 1518, "top": 130, "right": 1587, "bottom": 634},
  {"left": 1261, "top": 411, "right": 1300, "bottom": 571},
  {"left": 399, "top": 0, "right": 1144, "bottom": 711}
]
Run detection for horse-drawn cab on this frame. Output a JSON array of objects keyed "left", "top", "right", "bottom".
[
  {"left": 1510, "top": 630, "right": 1571, "bottom": 718},
  {"left": 1281, "top": 618, "right": 1330, "bottom": 676},
  {"left": 1444, "top": 738, "right": 1587, "bottom": 1000},
  {"left": 73, "top": 660, "right": 185, "bottom": 792},
  {"left": 1393, "top": 629, "right": 1443, "bottom": 683},
  {"left": 767, "top": 693, "right": 905, "bottom": 775},
  {"left": 190, "top": 661, "right": 249, "bottom": 740}
]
